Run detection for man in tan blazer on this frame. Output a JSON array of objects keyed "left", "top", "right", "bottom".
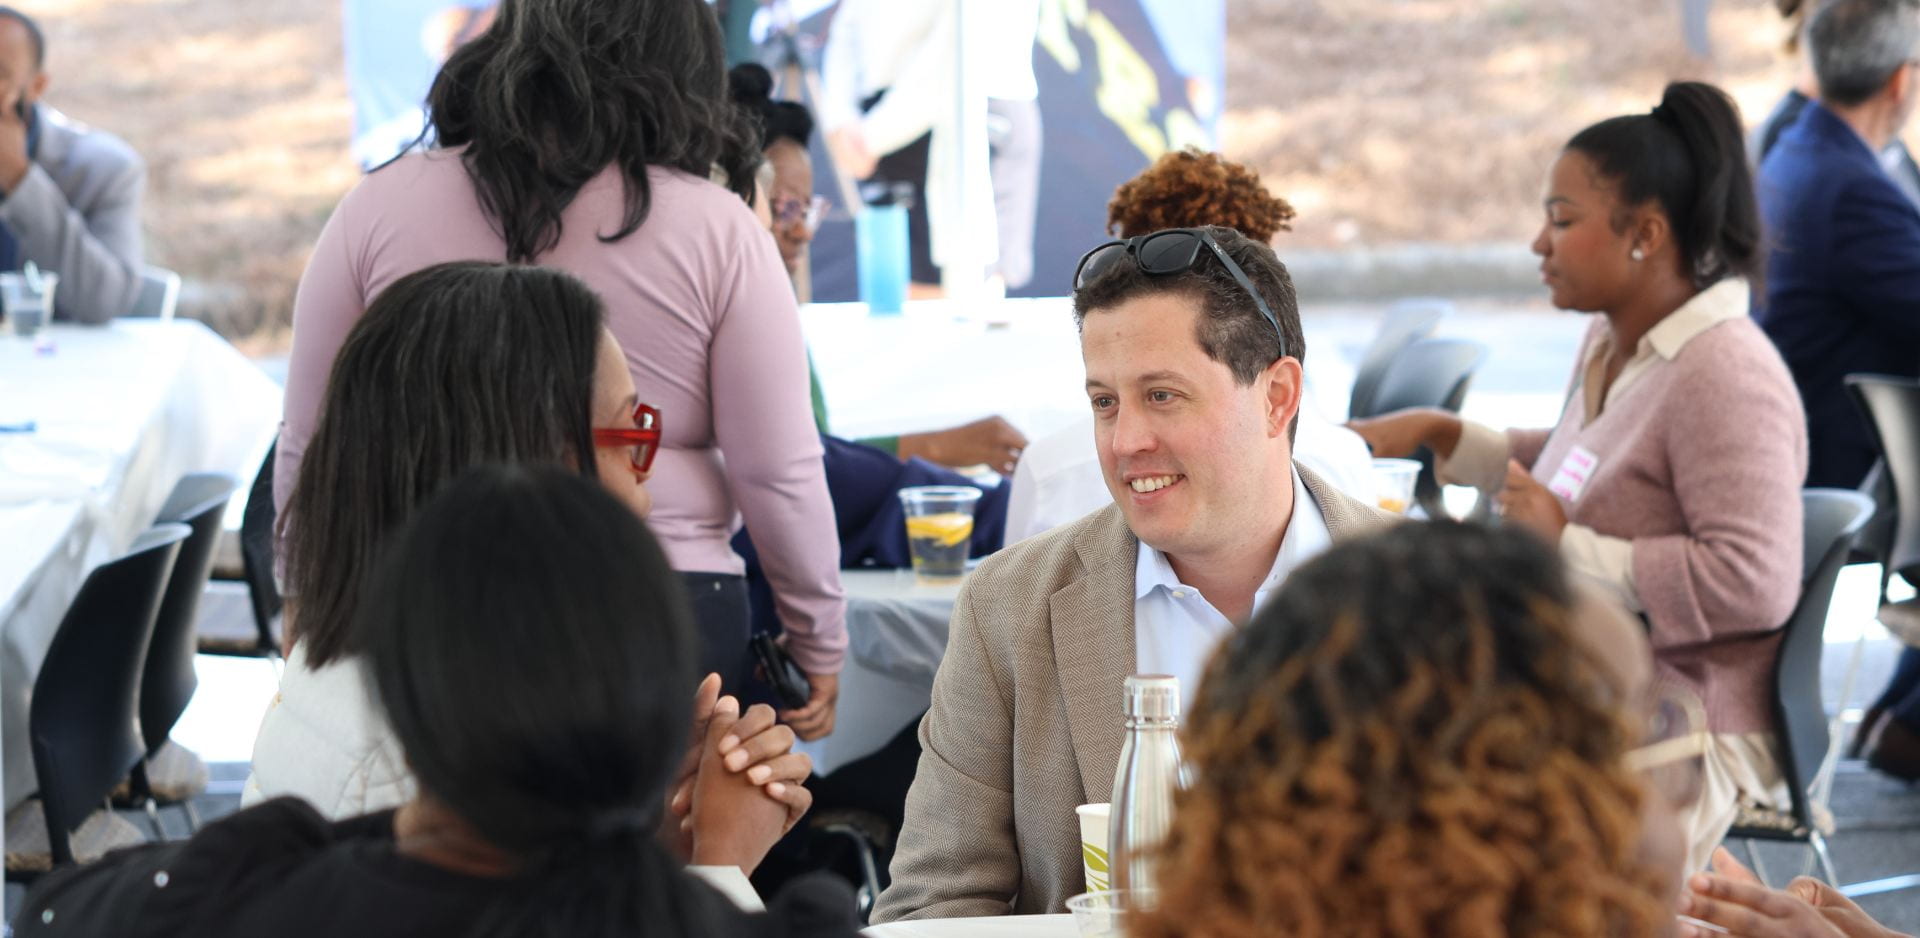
[{"left": 873, "top": 227, "right": 1392, "bottom": 922}]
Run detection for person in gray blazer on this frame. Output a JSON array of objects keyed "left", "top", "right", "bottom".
[
  {"left": 871, "top": 227, "right": 1393, "bottom": 922},
  {"left": 0, "top": 7, "right": 142, "bottom": 324}
]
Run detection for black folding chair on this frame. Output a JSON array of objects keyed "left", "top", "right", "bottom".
[
  {"left": 1346, "top": 299, "right": 1450, "bottom": 420},
  {"left": 1728, "top": 488, "right": 1874, "bottom": 886},
  {"left": 123, "top": 473, "right": 237, "bottom": 833},
  {"left": 1361, "top": 337, "right": 1490, "bottom": 515},
  {"left": 5, "top": 525, "right": 188, "bottom": 878},
  {"left": 198, "top": 441, "right": 283, "bottom": 658}
]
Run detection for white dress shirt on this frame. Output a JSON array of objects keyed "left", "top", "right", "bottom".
[{"left": 1133, "top": 469, "right": 1331, "bottom": 712}]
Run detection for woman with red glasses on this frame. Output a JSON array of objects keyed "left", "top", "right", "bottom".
[{"left": 250, "top": 264, "right": 813, "bottom": 893}]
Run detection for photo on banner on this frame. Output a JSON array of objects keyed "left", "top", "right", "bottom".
[
  {"left": 339, "top": 0, "right": 1222, "bottom": 301},
  {"left": 765, "top": 0, "right": 1221, "bottom": 300}
]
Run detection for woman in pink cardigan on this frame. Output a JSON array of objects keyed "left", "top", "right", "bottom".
[
  {"left": 276, "top": 0, "right": 846, "bottom": 737},
  {"left": 1351, "top": 82, "right": 1808, "bottom": 873}
]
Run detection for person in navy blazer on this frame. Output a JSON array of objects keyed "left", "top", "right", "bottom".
[{"left": 1754, "top": 0, "right": 1920, "bottom": 490}]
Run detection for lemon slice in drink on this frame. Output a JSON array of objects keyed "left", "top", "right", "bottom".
[{"left": 905, "top": 512, "right": 974, "bottom": 547}]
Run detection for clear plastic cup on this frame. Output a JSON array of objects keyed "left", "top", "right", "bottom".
[
  {"left": 898, "top": 485, "right": 980, "bottom": 581},
  {"left": 1, "top": 269, "right": 56, "bottom": 339},
  {"left": 1065, "top": 889, "right": 1156, "bottom": 938},
  {"left": 1372, "top": 457, "right": 1421, "bottom": 515}
]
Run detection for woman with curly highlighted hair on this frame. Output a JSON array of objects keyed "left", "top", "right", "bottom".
[
  {"left": 1132, "top": 521, "right": 1693, "bottom": 938},
  {"left": 1107, "top": 148, "right": 1297, "bottom": 243}
]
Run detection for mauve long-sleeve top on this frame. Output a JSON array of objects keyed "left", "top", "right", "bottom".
[{"left": 276, "top": 150, "right": 847, "bottom": 673}]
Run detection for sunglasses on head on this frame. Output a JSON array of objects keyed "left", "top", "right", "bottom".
[
  {"left": 1073, "top": 228, "right": 1289, "bottom": 360},
  {"left": 592, "top": 402, "right": 661, "bottom": 475}
]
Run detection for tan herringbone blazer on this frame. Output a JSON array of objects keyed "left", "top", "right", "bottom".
[{"left": 872, "top": 466, "right": 1391, "bottom": 922}]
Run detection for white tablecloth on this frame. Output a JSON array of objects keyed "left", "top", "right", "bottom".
[
  {"left": 0, "top": 320, "right": 281, "bottom": 812},
  {"left": 864, "top": 914, "right": 1076, "bottom": 937},
  {"left": 802, "top": 297, "right": 1093, "bottom": 444},
  {"left": 797, "top": 569, "right": 957, "bottom": 777}
]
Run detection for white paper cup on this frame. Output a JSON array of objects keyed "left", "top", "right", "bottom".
[{"left": 1076, "top": 802, "right": 1111, "bottom": 892}]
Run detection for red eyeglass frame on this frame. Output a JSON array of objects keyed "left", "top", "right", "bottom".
[{"left": 593, "top": 403, "right": 662, "bottom": 475}]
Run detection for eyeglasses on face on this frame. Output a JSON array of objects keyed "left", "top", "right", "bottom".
[
  {"left": 592, "top": 402, "right": 661, "bottom": 475},
  {"left": 1623, "top": 685, "right": 1709, "bottom": 810},
  {"left": 1072, "top": 228, "right": 1289, "bottom": 361},
  {"left": 775, "top": 195, "right": 829, "bottom": 235}
]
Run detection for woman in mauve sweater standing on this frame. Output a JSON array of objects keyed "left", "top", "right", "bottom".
[
  {"left": 275, "top": 0, "right": 846, "bottom": 738},
  {"left": 1351, "top": 82, "right": 1807, "bottom": 874}
]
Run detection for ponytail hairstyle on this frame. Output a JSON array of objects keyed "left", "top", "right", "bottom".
[
  {"left": 356, "top": 465, "right": 705, "bottom": 938},
  {"left": 1565, "top": 81, "right": 1763, "bottom": 293},
  {"left": 423, "top": 0, "right": 763, "bottom": 263}
]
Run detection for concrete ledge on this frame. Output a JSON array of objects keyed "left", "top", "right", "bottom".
[{"left": 1280, "top": 242, "right": 1541, "bottom": 300}]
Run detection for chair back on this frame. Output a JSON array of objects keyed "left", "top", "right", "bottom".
[
  {"left": 142, "top": 473, "right": 238, "bottom": 754},
  {"left": 30, "top": 524, "right": 188, "bottom": 865},
  {"left": 238, "top": 440, "right": 283, "bottom": 654},
  {"left": 1364, "top": 338, "right": 1489, "bottom": 512},
  {"left": 1771, "top": 489, "right": 1876, "bottom": 836},
  {"left": 1347, "top": 299, "right": 1449, "bottom": 420},
  {"left": 1850, "top": 460, "right": 1895, "bottom": 570},
  {"left": 1846, "top": 375, "right": 1920, "bottom": 581},
  {"left": 126, "top": 267, "right": 181, "bottom": 321}
]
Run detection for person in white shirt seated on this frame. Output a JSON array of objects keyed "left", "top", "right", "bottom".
[{"left": 1004, "top": 149, "right": 1377, "bottom": 545}]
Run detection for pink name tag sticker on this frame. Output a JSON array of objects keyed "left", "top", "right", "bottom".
[{"left": 1547, "top": 446, "right": 1599, "bottom": 501}]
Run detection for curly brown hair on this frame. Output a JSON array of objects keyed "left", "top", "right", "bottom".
[
  {"left": 1130, "top": 522, "right": 1668, "bottom": 938},
  {"left": 1107, "top": 149, "right": 1298, "bottom": 241}
]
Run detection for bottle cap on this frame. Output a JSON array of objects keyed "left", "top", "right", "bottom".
[{"left": 1122, "top": 674, "right": 1180, "bottom": 721}]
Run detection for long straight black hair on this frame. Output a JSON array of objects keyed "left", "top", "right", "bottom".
[
  {"left": 424, "top": 0, "right": 762, "bottom": 263},
  {"left": 280, "top": 262, "right": 606, "bottom": 667},
  {"left": 1565, "top": 81, "right": 1764, "bottom": 293},
  {"left": 356, "top": 465, "right": 705, "bottom": 938}
]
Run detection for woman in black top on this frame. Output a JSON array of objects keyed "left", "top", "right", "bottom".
[{"left": 12, "top": 467, "right": 858, "bottom": 938}]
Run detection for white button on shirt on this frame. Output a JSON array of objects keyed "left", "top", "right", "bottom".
[{"left": 1133, "top": 469, "right": 1331, "bottom": 712}]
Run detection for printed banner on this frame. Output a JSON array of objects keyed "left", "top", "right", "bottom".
[{"left": 341, "top": 0, "right": 1224, "bottom": 299}]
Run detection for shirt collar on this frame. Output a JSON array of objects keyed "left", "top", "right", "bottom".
[
  {"left": 1133, "top": 467, "right": 1328, "bottom": 601},
  {"left": 1640, "top": 278, "right": 1749, "bottom": 360},
  {"left": 1588, "top": 277, "right": 1748, "bottom": 369}
]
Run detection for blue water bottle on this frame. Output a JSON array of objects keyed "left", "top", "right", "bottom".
[{"left": 856, "top": 181, "right": 912, "bottom": 315}]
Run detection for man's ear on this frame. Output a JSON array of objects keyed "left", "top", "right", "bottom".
[
  {"left": 1264, "top": 356, "right": 1304, "bottom": 440},
  {"left": 25, "top": 71, "right": 46, "bottom": 106},
  {"left": 1893, "top": 60, "right": 1917, "bottom": 113}
]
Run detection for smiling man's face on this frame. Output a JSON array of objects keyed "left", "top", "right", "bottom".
[{"left": 1082, "top": 290, "right": 1295, "bottom": 563}]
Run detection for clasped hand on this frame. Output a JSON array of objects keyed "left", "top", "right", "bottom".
[{"left": 661, "top": 674, "right": 813, "bottom": 870}]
